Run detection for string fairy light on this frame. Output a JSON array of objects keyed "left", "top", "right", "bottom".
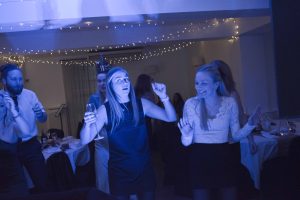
[
  {"left": 17, "top": 41, "right": 196, "bottom": 66},
  {"left": 0, "top": 55, "right": 26, "bottom": 66},
  {"left": 0, "top": 17, "right": 240, "bottom": 64},
  {"left": 228, "top": 19, "right": 239, "bottom": 43},
  {"left": 0, "top": 17, "right": 239, "bottom": 55}
]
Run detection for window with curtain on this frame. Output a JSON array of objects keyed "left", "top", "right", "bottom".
[{"left": 62, "top": 62, "right": 97, "bottom": 137}]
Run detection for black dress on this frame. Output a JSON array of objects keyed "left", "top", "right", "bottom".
[{"left": 104, "top": 99, "right": 156, "bottom": 195}]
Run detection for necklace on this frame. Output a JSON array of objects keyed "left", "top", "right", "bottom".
[{"left": 121, "top": 103, "right": 129, "bottom": 111}]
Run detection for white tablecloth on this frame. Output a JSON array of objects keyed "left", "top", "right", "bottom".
[
  {"left": 240, "top": 133, "right": 299, "bottom": 189},
  {"left": 240, "top": 135, "right": 278, "bottom": 189}
]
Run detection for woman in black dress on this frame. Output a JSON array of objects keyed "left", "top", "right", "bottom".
[{"left": 81, "top": 67, "right": 176, "bottom": 200}]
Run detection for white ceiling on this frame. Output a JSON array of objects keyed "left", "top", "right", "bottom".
[{"left": 0, "top": 0, "right": 271, "bottom": 55}]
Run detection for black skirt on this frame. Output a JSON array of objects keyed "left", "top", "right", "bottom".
[
  {"left": 109, "top": 162, "right": 156, "bottom": 195},
  {"left": 189, "top": 143, "right": 238, "bottom": 189}
]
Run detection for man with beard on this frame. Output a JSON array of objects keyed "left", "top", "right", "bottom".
[{"left": 0, "top": 63, "right": 48, "bottom": 193}]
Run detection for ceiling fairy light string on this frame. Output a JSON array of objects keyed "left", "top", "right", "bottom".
[
  {"left": 0, "top": 17, "right": 239, "bottom": 65},
  {"left": 23, "top": 41, "right": 196, "bottom": 66},
  {"left": 228, "top": 19, "right": 239, "bottom": 43},
  {"left": 1, "top": 17, "right": 239, "bottom": 55},
  {"left": 0, "top": 55, "right": 26, "bottom": 66},
  {"left": 109, "top": 41, "right": 195, "bottom": 65}
]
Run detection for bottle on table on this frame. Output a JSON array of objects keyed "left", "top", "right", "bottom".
[{"left": 41, "top": 129, "right": 47, "bottom": 144}]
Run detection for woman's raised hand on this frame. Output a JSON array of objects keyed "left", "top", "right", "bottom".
[
  {"left": 248, "top": 106, "right": 261, "bottom": 126},
  {"left": 177, "top": 117, "right": 193, "bottom": 137},
  {"left": 151, "top": 82, "right": 167, "bottom": 99}
]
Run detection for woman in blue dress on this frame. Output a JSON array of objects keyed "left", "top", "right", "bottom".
[{"left": 81, "top": 67, "right": 176, "bottom": 200}]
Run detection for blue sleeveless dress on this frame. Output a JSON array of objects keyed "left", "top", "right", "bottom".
[{"left": 104, "top": 99, "right": 156, "bottom": 195}]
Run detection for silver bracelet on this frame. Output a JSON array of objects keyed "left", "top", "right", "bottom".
[
  {"left": 13, "top": 113, "right": 20, "bottom": 119},
  {"left": 160, "top": 96, "right": 170, "bottom": 102}
]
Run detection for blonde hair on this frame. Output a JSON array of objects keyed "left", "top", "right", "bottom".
[
  {"left": 196, "top": 63, "right": 229, "bottom": 130},
  {"left": 106, "top": 67, "right": 139, "bottom": 133}
]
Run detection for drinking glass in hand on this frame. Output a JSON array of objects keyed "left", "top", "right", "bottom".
[{"left": 86, "top": 103, "right": 103, "bottom": 140}]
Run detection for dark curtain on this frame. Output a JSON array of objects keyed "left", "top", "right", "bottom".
[{"left": 62, "top": 62, "right": 97, "bottom": 136}]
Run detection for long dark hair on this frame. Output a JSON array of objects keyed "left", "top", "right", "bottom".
[
  {"left": 173, "top": 92, "right": 184, "bottom": 118},
  {"left": 210, "top": 60, "right": 236, "bottom": 94},
  {"left": 134, "top": 74, "right": 154, "bottom": 98}
]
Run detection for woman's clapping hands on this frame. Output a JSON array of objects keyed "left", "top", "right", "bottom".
[{"left": 248, "top": 106, "right": 262, "bottom": 126}]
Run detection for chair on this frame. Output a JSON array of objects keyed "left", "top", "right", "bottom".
[
  {"left": 47, "top": 128, "right": 64, "bottom": 139},
  {"left": 46, "top": 152, "right": 76, "bottom": 192},
  {"left": 288, "top": 137, "right": 300, "bottom": 198},
  {"left": 261, "top": 136, "right": 300, "bottom": 199},
  {"left": 74, "top": 120, "right": 95, "bottom": 187},
  {"left": 75, "top": 141, "right": 95, "bottom": 187},
  {"left": 230, "top": 142, "right": 257, "bottom": 200}
]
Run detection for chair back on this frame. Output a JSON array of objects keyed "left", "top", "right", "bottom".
[
  {"left": 288, "top": 137, "right": 300, "bottom": 188},
  {"left": 46, "top": 151, "right": 76, "bottom": 191}
]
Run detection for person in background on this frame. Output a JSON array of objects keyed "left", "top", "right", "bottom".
[
  {"left": 172, "top": 92, "right": 191, "bottom": 196},
  {"left": 0, "top": 92, "right": 31, "bottom": 199},
  {"left": 135, "top": 74, "right": 156, "bottom": 103},
  {"left": 0, "top": 63, "right": 48, "bottom": 193},
  {"left": 211, "top": 59, "right": 257, "bottom": 154},
  {"left": 87, "top": 59, "right": 111, "bottom": 194},
  {"left": 135, "top": 74, "right": 156, "bottom": 150},
  {"left": 81, "top": 67, "right": 176, "bottom": 200},
  {"left": 160, "top": 92, "right": 185, "bottom": 186},
  {"left": 178, "top": 63, "right": 260, "bottom": 200},
  {"left": 172, "top": 92, "right": 184, "bottom": 119},
  {"left": 88, "top": 59, "right": 110, "bottom": 110}
]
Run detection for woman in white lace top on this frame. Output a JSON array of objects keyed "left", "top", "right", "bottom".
[{"left": 178, "top": 63, "right": 260, "bottom": 200}]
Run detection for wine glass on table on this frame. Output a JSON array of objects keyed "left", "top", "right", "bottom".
[{"left": 86, "top": 103, "right": 103, "bottom": 140}]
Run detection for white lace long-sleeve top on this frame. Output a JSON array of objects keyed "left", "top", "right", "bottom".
[{"left": 181, "top": 96, "right": 255, "bottom": 146}]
